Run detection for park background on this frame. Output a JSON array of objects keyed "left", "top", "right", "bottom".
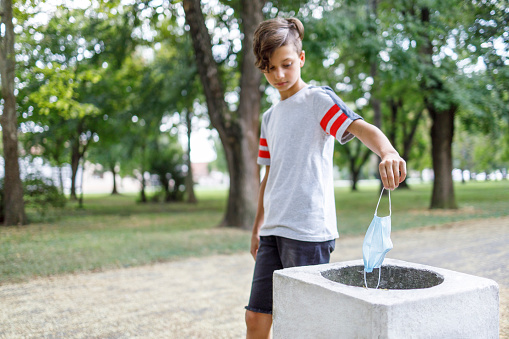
[{"left": 0, "top": 0, "right": 508, "bottom": 337}]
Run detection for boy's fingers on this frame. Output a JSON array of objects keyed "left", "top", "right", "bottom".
[
  {"left": 379, "top": 163, "right": 392, "bottom": 189},
  {"left": 393, "top": 161, "right": 400, "bottom": 187},
  {"left": 386, "top": 165, "right": 395, "bottom": 190},
  {"left": 399, "top": 161, "right": 407, "bottom": 183}
]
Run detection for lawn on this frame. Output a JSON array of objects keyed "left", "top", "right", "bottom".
[{"left": 1, "top": 180, "right": 508, "bottom": 285}]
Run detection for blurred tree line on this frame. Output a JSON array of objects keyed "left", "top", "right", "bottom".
[{"left": 0, "top": 0, "right": 507, "bottom": 226}]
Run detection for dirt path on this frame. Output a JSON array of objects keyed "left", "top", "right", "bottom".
[{"left": 1, "top": 217, "right": 508, "bottom": 338}]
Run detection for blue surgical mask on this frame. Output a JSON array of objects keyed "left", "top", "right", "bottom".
[{"left": 362, "top": 188, "right": 393, "bottom": 289}]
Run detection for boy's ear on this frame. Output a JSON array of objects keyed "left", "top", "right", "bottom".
[{"left": 300, "top": 50, "right": 305, "bottom": 67}]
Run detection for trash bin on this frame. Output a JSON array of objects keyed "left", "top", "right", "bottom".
[{"left": 273, "top": 258, "right": 499, "bottom": 338}]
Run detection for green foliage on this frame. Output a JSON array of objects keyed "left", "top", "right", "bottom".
[
  {"left": 147, "top": 135, "right": 187, "bottom": 202},
  {"left": 300, "top": 0, "right": 507, "bottom": 181},
  {"left": 23, "top": 174, "right": 67, "bottom": 215},
  {"left": 28, "top": 64, "right": 101, "bottom": 119},
  {"left": 0, "top": 174, "right": 66, "bottom": 223},
  {"left": 10, "top": 0, "right": 508, "bottom": 210}
]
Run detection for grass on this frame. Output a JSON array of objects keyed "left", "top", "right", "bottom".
[
  {"left": 1, "top": 180, "right": 508, "bottom": 285},
  {"left": 336, "top": 180, "right": 509, "bottom": 235}
]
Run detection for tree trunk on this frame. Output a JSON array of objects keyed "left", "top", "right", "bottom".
[
  {"left": 428, "top": 104, "right": 457, "bottom": 209},
  {"left": 222, "top": 131, "right": 259, "bottom": 227},
  {"left": 69, "top": 120, "right": 90, "bottom": 200},
  {"left": 419, "top": 6, "right": 457, "bottom": 209},
  {"left": 185, "top": 110, "right": 197, "bottom": 203},
  {"left": 0, "top": 0, "right": 27, "bottom": 225},
  {"left": 183, "top": 0, "right": 263, "bottom": 228},
  {"left": 139, "top": 143, "right": 147, "bottom": 203},
  {"left": 163, "top": 178, "right": 171, "bottom": 202},
  {"left": 70, "top": 140, "right": 80, "bottom": 200},
  {"left": 350, "top": 166, "right": 359, "bottom": 191},
  {"left": 78, "top": 152, "right": 85, "bottom": 208},
  {"left": 110, "top": 163, "right": 118, "bottom": 194},
  {"left": 140, "top": 173, "right": 147, "bottom": 203},
  {"left": 345, "top": 142, "right": 371, "bottom": 192},
  {"left": 58, "top": 166, "right": 64, "bottom": 193}
]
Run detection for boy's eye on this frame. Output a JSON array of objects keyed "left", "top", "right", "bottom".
[{"left": 283, "top": 63, "right": 292, "bottom": 68}]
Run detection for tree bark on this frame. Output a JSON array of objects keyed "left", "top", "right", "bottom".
[
  {"left": 139, "top": 144, "right": 147, "bottom": 203},
  {"left": 183, "top": 0, "right": 263, "bottom": 228},
  {"left": 69, "top": 120, "right": 89, "bottom": 200},
  {"left": 185, "top": 110, "right": 197, "bottom": 203},
  {"left": 70, "top": 140, "right": 80, "bottom": 200},
  {"left": 0, "top": 0, "right": 27, "bottom": 225},
  {"left": 78, "top": 151, "right": 86, "bottom": 208},
  {"left": 110, "top": 162, "right": 118, "bottom": 195},
  {"left": 428, "top": 103, "right": 457, "bottom": 208},
  {"left": 58, "top": 166, "right": 64, "bottom": 193},
  {"left": 140, "top": 173, "right": 147, "bottom": 203}
]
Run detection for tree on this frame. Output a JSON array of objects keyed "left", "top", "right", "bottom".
[
  {"left": 400, "top": 1, "right": 507, "bottom": 207},
  {"left": 184, "top": 108, "right": 197, "bottom": 203},
  {"left": 26, "top": 62, "right": 101, "bottom": 199},
  {"left": 309, "top": 0, "right": 507, "bottom": 207},
  {"left": 183, "top": 0, "right": 264, "bottom": 228},
  {"left": 0, "top": 0, "right": 27, "bottom": 225}
]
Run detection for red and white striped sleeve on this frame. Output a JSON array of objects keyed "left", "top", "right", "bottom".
[
  {"left": 257, "top": 119, "right": 271, "bottom": 166},
  {"left": 314, "top": 88, "right": 363, "bottom": 144}
]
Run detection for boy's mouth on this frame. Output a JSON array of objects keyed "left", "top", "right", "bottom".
[{"left": 275, "top": 82, "right": 287, "bottom": 87}]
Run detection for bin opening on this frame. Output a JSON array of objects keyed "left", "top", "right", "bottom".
[{"left": 321, "top": 265, "right": 444, "bottom": 289}]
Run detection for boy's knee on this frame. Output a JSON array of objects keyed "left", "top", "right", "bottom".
[
  {"left": 245, "top": 309, "right": 271, "bottom": 331},
  {"left": 245, "top": 310, "right": 258, "bottom": 329}
]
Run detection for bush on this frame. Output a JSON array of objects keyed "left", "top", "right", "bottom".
[
  {"left": 0, "top": 175, "right": 66, "bottom": 222},
  {"left": 23, "top": 174, "right": 66, "bottom": 212}
]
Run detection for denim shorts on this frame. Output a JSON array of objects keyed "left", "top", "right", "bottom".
[{"left": 245, "top": 235, "right": 335, "bottom": 314}]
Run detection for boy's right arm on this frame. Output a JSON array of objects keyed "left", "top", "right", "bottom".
[{"left": 251, "top": 165, "right": 270, "bottom": 261}]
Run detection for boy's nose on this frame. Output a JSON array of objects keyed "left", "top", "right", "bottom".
[{"left": 275, "top": 68, "right": 284, "bottom": 80}]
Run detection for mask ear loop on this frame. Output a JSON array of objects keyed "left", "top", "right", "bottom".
[
  {"left": 365, "top": 187, "right": 390, "bottom": 289},
  {"left": 374, "top": 188, "right": 391, "bottom": 217},
  {"left": 364, "top": 268, "right": 382, "bottom": 289}
]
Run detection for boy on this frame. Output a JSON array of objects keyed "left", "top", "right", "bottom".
[{"left": 245, "top": 17, "right": 406, "bottom": 338}]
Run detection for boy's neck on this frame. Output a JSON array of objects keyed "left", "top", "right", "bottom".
[{"left": 279, "top": 79, "right": 307, "bottom": 101}]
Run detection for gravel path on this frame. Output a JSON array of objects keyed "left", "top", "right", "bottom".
[{"left": 1, "top": 217, "right": 508, "bottom": 338}]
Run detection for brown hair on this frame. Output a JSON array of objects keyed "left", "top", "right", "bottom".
[{"left": 253, "top": 17, "right": 304, "bottom": 72}]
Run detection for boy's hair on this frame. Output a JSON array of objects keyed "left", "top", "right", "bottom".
[{"left": 253, "top": 17, "right": 304, "bottom": 72}]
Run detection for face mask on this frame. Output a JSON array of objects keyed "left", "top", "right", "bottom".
[{"left": 362, "top": 188, "right": 393, "bottom": 289}]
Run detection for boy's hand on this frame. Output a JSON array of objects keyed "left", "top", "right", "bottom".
[
  {"left": 250, "top": 233, "right": 260, "bottom": 261},
  {"left": 379, "top": 152, "right": 407, "bottom": 190}
]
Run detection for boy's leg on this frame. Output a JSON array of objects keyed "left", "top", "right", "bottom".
[
  {"left": 245, "top": 311, "right": 271, "bottom": 339},
  {"left": 245, "top": 236, "right": 282, "bottom": 338}
]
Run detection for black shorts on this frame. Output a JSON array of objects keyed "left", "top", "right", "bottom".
[{"left": 245, "top": 235, "right": 335, "bottom": 314}]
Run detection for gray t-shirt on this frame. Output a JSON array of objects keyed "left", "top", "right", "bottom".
[{"left": 257, "top": 85, "right": 363, "bottom": 242}]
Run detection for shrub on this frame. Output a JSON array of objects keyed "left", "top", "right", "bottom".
[{"left": 0, "top": 175, "right": 66, "bottom": 222}]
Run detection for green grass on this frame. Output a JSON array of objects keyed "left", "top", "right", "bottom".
[
  {"left": 336, "top": 180, "right": 509, "bottom": 235},
  {"left": 1, "top": 181, "right": 508, "bottom": 285}
]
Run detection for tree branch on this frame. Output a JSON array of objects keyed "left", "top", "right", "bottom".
[{"left": 183, "top": 0, "right": 229, "bottom": 135}]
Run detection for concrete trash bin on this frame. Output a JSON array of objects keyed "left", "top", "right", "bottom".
[{"left": 273, "top": 258, "right": 499, "bottom": 339}]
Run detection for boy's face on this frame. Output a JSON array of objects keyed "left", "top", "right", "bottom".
[{"left": 264, "top": 44, "right": 305, "bottom": 100}]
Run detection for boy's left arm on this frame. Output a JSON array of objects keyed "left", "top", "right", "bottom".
[{"left": 346, "top": 119, "right": 407, "bottom": 190}]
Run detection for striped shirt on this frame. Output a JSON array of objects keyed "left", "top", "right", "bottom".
[{"left": 257, "top": 85, "right": 363, "bottom": 242}]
